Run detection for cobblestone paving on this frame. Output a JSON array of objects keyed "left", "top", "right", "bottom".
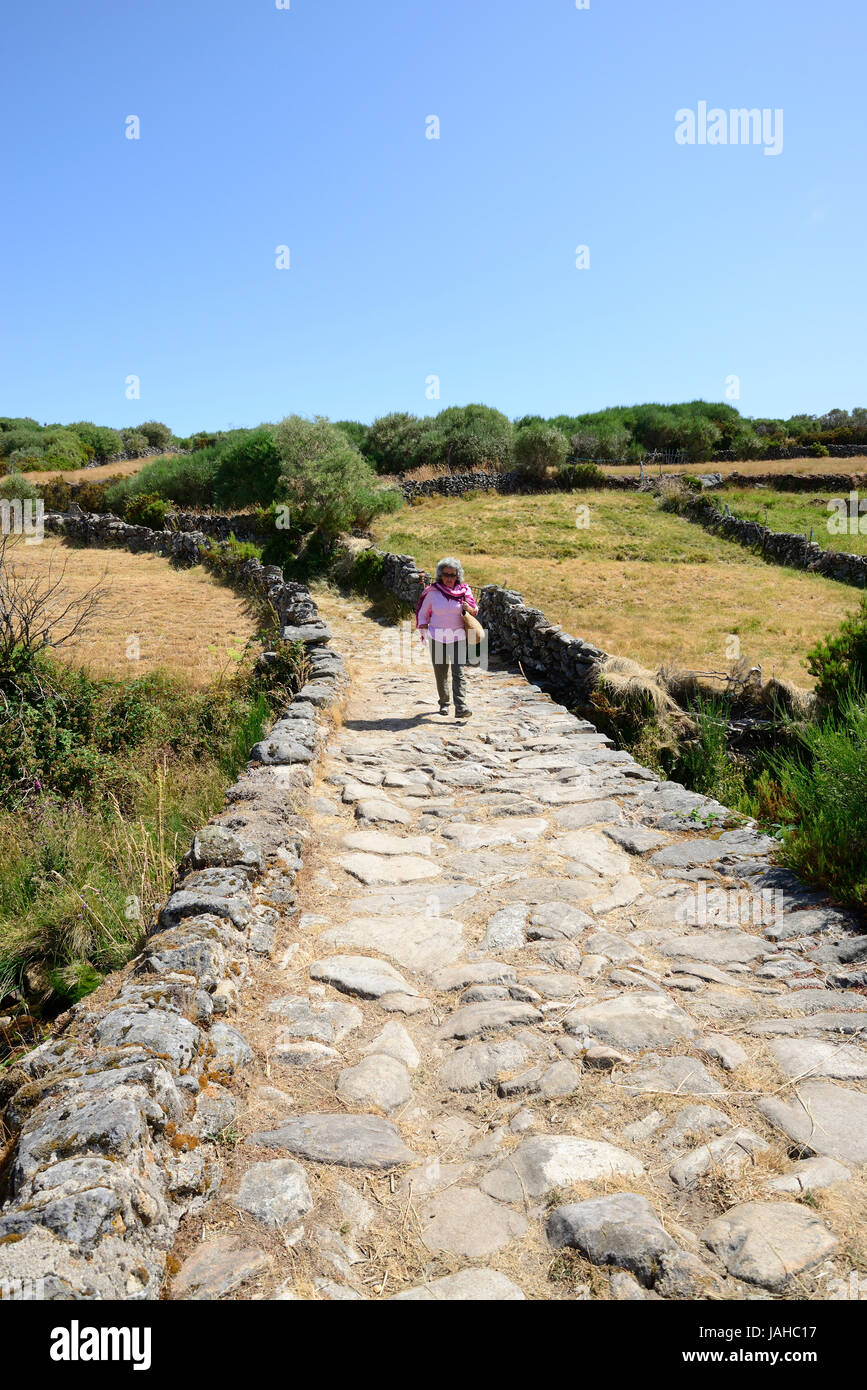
[{"left": 168, "top": 593, "right": 867, "bottom": 1301}]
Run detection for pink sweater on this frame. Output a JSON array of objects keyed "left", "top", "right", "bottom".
[{"left": 417, "top": 584, "right": 478, "bottom": 644}]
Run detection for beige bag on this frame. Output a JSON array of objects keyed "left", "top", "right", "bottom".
[{"left": 462, "top": 608, "right": 485, "bottom": 641}]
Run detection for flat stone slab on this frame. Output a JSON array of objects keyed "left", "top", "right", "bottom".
[
  {"left": 249, "top": 1113, "right": 414, "bottom": 1169},
  {"left": 419, "top": 1187, "right": 527, "bottom": 1258},
  {"left": 336, "top": 1055, "right": 412, "bottom": 1113},
  {"left": 603, "top": 825, "right": 667, "bottom": 854},
  {"left": 440, "top": 1040, "right": 530, "bottom": 1091},
  {"left": 339, "top": 853, "right": 441, "bottom": 885},
  {"left": 658, "top": 934, "right": 766, "bottom": 965},
  {"left": 481, "top": 1136, "right": 643, "bottom": 1203},
  {"left": 767, "top": 1037, "right": 867, "bottom": 1081},
  {"left": 267, "top": 995, "right": 363, "bottom": 1044},
  {"left": 233, "top": 1160, "right": 313, "bottom": 1228},
  {"left": 319, "top": 917, "right": 464, "bottom": 973},
  {"left": 757, "top": 1080, "right": 867, "bottom": 1164},
  {"left": 623, "top": 1054, "right": 724, "bottom": 1097},
  {"left": 310, "top": 955, "right": 418, "bottom": 999},
  {"left": 552, "top": 800, "right": 625, "bottom": 830},
  {"left": 362, "top": 1020, "right": 420, "bottom": 1070},
  {"left": 438, "top": 1000, "right": 543, "bottom": 1040},
  {"left": 390, "top": 1269, "right": 525, "bottom": 1301},
  {"left": 747, "top": 1011, "right": 867, "bottom": 1036},
  {"left": 439, "top": 818, "right": 548, "bottom": 850},
  {"left": 564, "top": 992, "right": 698, "bottom": 1049},
  {"left": 355, "top": 800, "right": 411, "bottom": 825},
  {"left": 480, "top": 904, "right": 528, "bottom": 952},
  {"left": 549, "top": 830, "right": 632, "bottom": 877},
  {"left": 273, "top": 1039, "right": 342, "bottom": 1069},
  {"left": 172, "top": 1236, "right": 268, "bottom": 1300},
  {"left": 528, "top": 902, "right": 593, "bottom": 939},
  {"left": 547, "top": 1193, "right": 675, "bottom": 1285},
  {"left": 766, "top": 1156, "right": 851, "bottom": 1196},
  {"left": 701, "top": 1201, "right": 838, "bottom": 1291},
  {"left": 669, "top": 1128, "right": 769, "bottom": 1188},
  {"left": 498, "top": 877, "right": 603, "bottom": 904},
  {"left": 431, "top": 961, "right": 517, "bottom": 991},
  {"left": 341, "top": 831, "right": 432, "bottom": 856},
  {"left": 348, "top": 883, "right": 477, "bottom": 916}
]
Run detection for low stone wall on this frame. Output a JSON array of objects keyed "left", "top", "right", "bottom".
[
  {"left": 477, "top": 586, "right": 607, "bottom": 701},
  {"left": 361, "top": 544, "right": 607, "bottom": 705},
  {"left": 0, "top": 516, "right": 346, "bottom": 1299},
  {"left": 42, "top": 508, "right": 330, "bottom": 633},
  {"left": 716, "top": 471, "right": 867, "bottom": 493},
  {"left": 397, "top": 469, "right": 632, "bottom": 500},
  {"left": 680, "top": 496, "right": 867, "bottom": 588}
]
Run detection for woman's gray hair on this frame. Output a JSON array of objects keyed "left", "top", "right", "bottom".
[{"left": 435, "top": 556, "right": 464, "bottom": 583}]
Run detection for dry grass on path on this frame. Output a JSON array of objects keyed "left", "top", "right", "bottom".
[
  {"left": 372, "top": 492, "right": 859, "bottom": 686},
  {"left": 10, "top": 536, "right": 258, "bottom": 686}
]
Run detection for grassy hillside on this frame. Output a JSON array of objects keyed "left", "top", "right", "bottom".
[{"left": 717, "top": 488, "right": 867, "bottom": 556}]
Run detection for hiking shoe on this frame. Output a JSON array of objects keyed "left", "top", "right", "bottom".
[
  {"left": 455, "top": 708, "right": 472, "bottom": 719},
  {"left": 438, "top": 704, "right": 449, "bottom": 716}
]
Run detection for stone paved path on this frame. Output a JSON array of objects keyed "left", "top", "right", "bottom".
[{"left": 168, "top": 592, "right": 867, "bottom": 1301}]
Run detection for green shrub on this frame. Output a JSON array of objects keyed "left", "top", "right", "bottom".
[
  {"left": 69, "top": 422, "right": 125, "bottom": 461},
  {"left": 7, "top": 449, "right": 45, "bottom": 471},
  {"left": 806, "top": 594, "right": 867, "bottom": 712},
  {"left": 273, "top": 414, "right": 402, "bottom": 542},
  {"left": 135, "top": 420, "right": 173, "bottom": 451},
  {"left": 123, "top": 492, "right": 171, "bottom": 529},
  {"left": 0, "top": 474, "right": 40, "bottom": 501},
  {"left": 349, "top": 547, "right": 386, "bottom": 597},
  {"left": 513, "top": 423, "right": 569, "bottom": 478},
  {"left": 363, "top": 413, "right": 443, "bottom": 474},
  {"left": 38, "top": 477, "right": 73, "bottom": 512},
  {"left": 771, "top": 685, "right": 867, "bottom": 907},
  {"left": 435, "top": 404, "right": 514, "bottom": 472},
  {"left": 559, "top": 461, "right": 608, "bottom": 489},
  {"left": 121, "top": 429, "right": 150, "bottom": 457},
  {"left": 75, "top": 479, "right": 117, "bottom": 513},
  {"left": 334, "top": 420, "right": 370, "bottom": 452},
  {"left": 212, "top": 429, "right": 282, "bottom": 508},
  {"left": 106, "top": 451, "right": 220, "bottom": 511},
  {"left": 810, "top": 442, "right": 830, "bottom": 458}
]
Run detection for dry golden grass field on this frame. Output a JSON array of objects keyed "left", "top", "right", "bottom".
[
  {"left": 602, "top": 455, "right": 867, "bottom": 479},
  {"left": 9, "top": 536, "right": 258, "bottom": 686},
  {"left": 372, "top": 491, "right": 860, "bottom": 687},
  {"left": 23, "top": 454, "right": 178, "bottom": 485}
]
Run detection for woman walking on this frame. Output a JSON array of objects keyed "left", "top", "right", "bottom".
[{"left": 415, "top": 557, "right": 479, "bottom": 719}]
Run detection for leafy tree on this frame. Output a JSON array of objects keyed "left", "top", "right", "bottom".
[
  {"left": 334, "top": 420, "right": 370, "bottom": 452},
  {"left": 434, "top": 404, "right": 513, "bottom": 472},
  {"left": 136, "top": 420, "right": 174, "bottom": 451},
  {"left": 212, "top": 430, "right": 282, "bottom": 508},
  {"left": 69, "top": 422, "right": 124, "bottom": 461},
  {"left": 273, "top": 415, "right": 401, "bottom": 540},
  {"left": 513, "top": 422, "right": 569, "bottom": 477},
  {"left": 363, "top": 413, "right": 443, "bottom": 474},
  {"left": 121, "top": 430, "right": 150, "bottom": 457}
]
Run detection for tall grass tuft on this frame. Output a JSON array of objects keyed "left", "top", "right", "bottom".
[{"left": 769, "top": 685, "right": 867, "bottom": 907}]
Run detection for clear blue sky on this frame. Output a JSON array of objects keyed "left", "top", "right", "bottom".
[{"left": 2, "top": 0, "right": 865, "bottom": 435}]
